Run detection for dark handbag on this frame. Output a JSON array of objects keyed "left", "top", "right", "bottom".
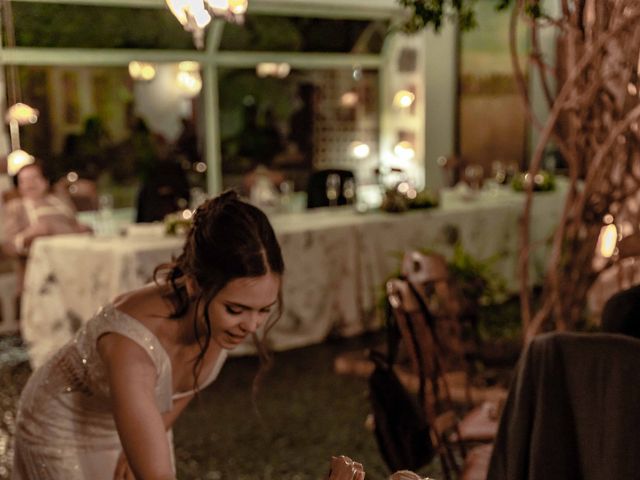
[{"left": 368, "top": 302, "right": 435, "bottom": 472}]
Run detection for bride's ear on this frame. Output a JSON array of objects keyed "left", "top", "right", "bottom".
[{"left": 185, "top": 276, "right": 201, "bottom": 299}]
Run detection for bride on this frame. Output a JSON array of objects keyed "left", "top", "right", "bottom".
[{"left": 12, "top": 191, "right": 291, "bottom": 480}]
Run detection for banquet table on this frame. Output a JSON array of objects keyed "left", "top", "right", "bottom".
[{"left": 22, "top": 183, "right": 567, "bottom": 368}]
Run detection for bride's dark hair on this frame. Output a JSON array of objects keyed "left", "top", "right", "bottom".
[{"left": 154, "top": 190, "right": 284, "bottom": 391}]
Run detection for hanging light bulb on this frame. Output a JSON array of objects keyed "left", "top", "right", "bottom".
[
  {"left": 7, "top": 149, "right": 35, "bottom": 176},
  {"left": 166, "top": 0, "right": 248, "bottom": 48},
  {"left": 228, "top": 0, "right": 248, "bottom": 15},
  {"left": 176, "top": 61, "right": 203, "bottom": 97},
  {"left": 5, "top": 103, "right": 39, "bottom": 125}
]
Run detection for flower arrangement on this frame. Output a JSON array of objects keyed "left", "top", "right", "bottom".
[{"left": 380, "top": 188, "right": 439, "bottom": 213}]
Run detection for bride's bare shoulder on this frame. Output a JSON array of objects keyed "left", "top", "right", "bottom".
[{"left": 112, "top": 283, "right": 171, "bottom": 325}]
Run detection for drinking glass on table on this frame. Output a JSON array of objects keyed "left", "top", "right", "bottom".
[
  {"left": 464, "top": 164, "right": 484, "bottom": 191},
  {"left": 491, "top": 160, "right": 507, "bottom": 185},
  {"left": 96, "top": 193, "right": 116, "bottom": 236},
  {"left": 326, "top": 173, "right": 341, "bottom": 207},
  {"left": 343, "top": 177, "right": 356, "bottom": 205}
]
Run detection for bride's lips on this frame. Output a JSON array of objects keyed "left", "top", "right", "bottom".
[{"left": 225, "top": 331, "right": 246, "bottom": 342}]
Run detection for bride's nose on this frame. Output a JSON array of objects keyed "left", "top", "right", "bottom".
[{"left": 240, "top": 313, "right": 261, "bottom": 333}]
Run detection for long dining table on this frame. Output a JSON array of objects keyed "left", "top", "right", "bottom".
[{"left": 21, "top": 183, "right": 567, "bottom": 368}]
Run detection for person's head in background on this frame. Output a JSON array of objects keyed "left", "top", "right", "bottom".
[
  {"left": 13, "top": 159, "right": 50, "bottom": 201},
  {"left": 601, "top": 283, "right": 640, "bottom": 339}
]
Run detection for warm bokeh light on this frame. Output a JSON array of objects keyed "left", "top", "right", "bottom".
[
  {"left": 128, "top": 61, "right": 157, "bottom": 81},
  {"left": 393, "top": 141, "right": 415, "bottom": 160},
  {"left": 340, "top": 91, "right": 358, "bottom": 107},
  {"left": 166, "top": 0, "right": 211, "bottom": 28},
  {"left": 350, "top": 141, "right": 370, "bottom": 159},
  {"left": 176, "top": 61, "right": 202, "bottom": 97},
  {"left": 598, "top": 223, "right": 618, "bottom": 258},
  {"left": 6, "top": 103, "right": 39, "bottom": 125},
  {"left": 7, "top": 149, "right": 35, "bottom": 176},
  {"left": 256, "top": 62, "right": 290, "bottom": 79},
  {"left": 393, "top": 89, "right": 415, "bottom": 109},
  {"left": 228, "top": 0, "right": 248, "bottom": 14}
]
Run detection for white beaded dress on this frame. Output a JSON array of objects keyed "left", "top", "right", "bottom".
[{"left": 12, "top": 304, "right": 227, "bottom": 480}]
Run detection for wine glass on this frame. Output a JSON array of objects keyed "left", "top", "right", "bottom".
[
  {"left": 326, "top": 173, "right": 341, "bottom": 207},
  {"left": 491, "top": 161, "right": 507, "bottom": 185},
  {"left": 343, "top": 177, "right": 356, "bottom": 205},
  {"left": 464, "top": 164, "right": 484, "bottom": 191}
]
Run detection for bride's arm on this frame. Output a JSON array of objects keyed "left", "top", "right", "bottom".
[
  {"left": 162, "top": 394, "right": 194, "bottom": 431},
  {"left": 99, "top": 333, "right": 176, "bottom": 480}
]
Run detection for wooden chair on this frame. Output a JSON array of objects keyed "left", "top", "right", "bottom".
[
  {"left": 400, "top": 251, "right": 507, "bottom": 410},
  {"left": 386, "top": 278, "right": 494, "bottom": 480}
]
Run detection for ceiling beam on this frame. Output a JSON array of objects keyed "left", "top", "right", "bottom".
[
  {"left": 10, "top": 0, "right": 402, "bottom": 19},
  {"left": 1, "top": 47, "right": 382, "bottom": 69}
]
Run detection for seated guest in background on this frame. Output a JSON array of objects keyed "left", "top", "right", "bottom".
[
  {"left": 135, "top": 159, "right": 190, "bottom": 223},
  {"left": 600, "top": 232, "right": 640, "bottom": 339},
  {"left": 601, "top": 284, "right": 640, "bottom": 339},
  {"left": 1, "top": 159, "right": 91, "bottom": 296},
  {"left": 11, "top": 191, "right": 356, "bottom": 480}
]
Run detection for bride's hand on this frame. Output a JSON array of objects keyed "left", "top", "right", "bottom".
[
  {"left": 113, "top": 450, "right": 136, "bottom": 480},
  {"left": 327, "top": 455, "right": 365, "bottom": 480}
]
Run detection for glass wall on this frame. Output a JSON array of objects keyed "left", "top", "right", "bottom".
[
  {"left": 6, "top": 4, "right": 387, "bottom": 214},
  {"left": 218, "top": 67, "right": 380, "bottom": 194},
  {"left": 17, "top": 63, "right": 206, "bottom": 209}
]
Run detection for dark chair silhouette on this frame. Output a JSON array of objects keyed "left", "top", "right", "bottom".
[
  {"left": 136, "top": 162, "right": 190, "bottom": 223},
  {"left": 386, "top": 278, "right": 494, "bottom": 480},
  {"left": 487, "top": 332, "right": 640, "bottom": 480},
  {"left": 306, "top": 169, "right": 355, "bottom": 209}
]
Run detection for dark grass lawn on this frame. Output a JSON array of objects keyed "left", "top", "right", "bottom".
[{"left": 0, "top": 332, "right": 446, "bottom": 480}]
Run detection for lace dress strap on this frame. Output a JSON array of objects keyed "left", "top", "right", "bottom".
[{"left": 83, "top": 304, "right": 174, "bottom": 412}]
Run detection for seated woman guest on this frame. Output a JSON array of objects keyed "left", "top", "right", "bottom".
[{"left": 1, "top": 158, "right": 91, "bottom": 296}]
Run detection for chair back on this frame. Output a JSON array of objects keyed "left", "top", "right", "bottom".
[
  {"left": 401, "top": 251, "right": 469, "bottom": 372},
  {"left": 386, "top": 277, "right": 465, "bottom": 480}
]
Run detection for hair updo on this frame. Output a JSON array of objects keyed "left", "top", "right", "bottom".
[{"left": 155, "top": 190, "right": 284, "bottom": 386}]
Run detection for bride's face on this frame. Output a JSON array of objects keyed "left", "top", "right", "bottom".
[{"left": 206, "top": 273, "right": 280, "bottom": 350}]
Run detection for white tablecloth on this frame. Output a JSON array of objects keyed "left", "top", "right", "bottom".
[{"left": 22, "top": 184, "right": 567, "bottom": 368}]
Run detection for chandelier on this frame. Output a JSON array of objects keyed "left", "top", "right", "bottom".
[{"left": 166, "top": 0, "right": 249, "bottom": 48}]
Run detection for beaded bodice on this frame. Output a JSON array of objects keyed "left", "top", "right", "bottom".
[{"left": 15, "top": 305, "right": 174, "bottom": 450}]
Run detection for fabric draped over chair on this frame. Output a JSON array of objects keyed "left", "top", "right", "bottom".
[{"left": 487, "top": 332, "right": 640, "bottom": 480}]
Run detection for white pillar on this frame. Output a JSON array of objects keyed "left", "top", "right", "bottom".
[
  {"left": 423, "top": 22, "right": 457, "bottom": 192},
  {"left": 203, "top": 63, "right": 221, "bottom": 195}
]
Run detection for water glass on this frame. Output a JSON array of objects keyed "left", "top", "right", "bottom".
[{"left": 326, "top": 173, "right": 341, "bottom": 207}]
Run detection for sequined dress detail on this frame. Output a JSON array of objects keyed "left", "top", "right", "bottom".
[{"left": 12, "top": 304, "right": 227, "bottom": 479}]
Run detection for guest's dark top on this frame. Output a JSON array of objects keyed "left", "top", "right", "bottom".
[{"left": 487, "top": 332, "right": 640, "bottom": 480}]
